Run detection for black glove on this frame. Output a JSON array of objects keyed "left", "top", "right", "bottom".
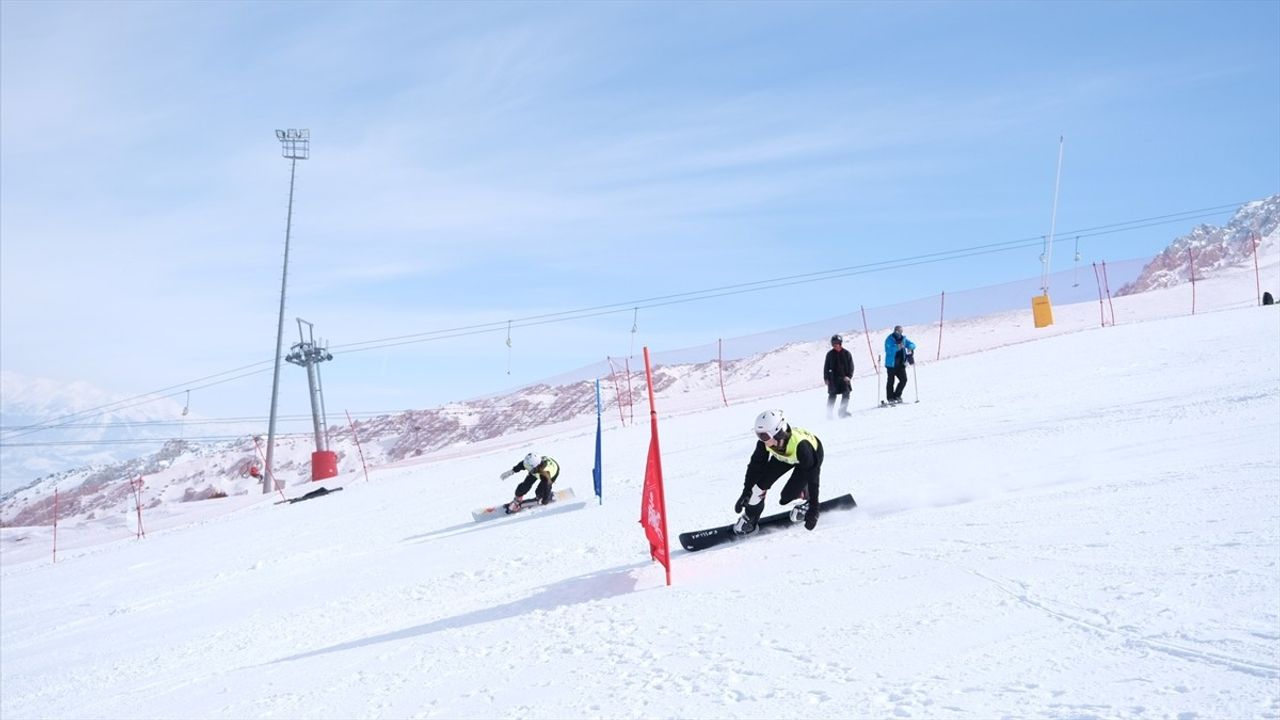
[
  {"left": 905, "top": 351, "right": 915, "bottom": 365},
  {"left": 804, "top": 504, "right": 819, "bottom": 531},
  {"left": 734, "top": 489, "right": 751, "bottom": 514}
]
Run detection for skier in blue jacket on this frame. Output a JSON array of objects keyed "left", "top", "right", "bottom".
[{"left": 884, "top": 325, "right": 916, "bottom": 404}]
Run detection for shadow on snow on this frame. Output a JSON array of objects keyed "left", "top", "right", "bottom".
[
  {"left": 265, "top": 560, "right": 650, "bottom": 665},
  {"left": 400, "top": 500, "right": 589, "bottom": 544}
]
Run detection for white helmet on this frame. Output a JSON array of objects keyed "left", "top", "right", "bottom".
[
  {"left": 753, "top": 409, "right": 787, "bottom": 443},
  {"left": 523, "top": 453, "right": 542, "bottom": 471}
]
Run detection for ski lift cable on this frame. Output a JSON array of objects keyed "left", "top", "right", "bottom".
[{"left": 8, "top": 202, "right": 1245, "bottom": 436}]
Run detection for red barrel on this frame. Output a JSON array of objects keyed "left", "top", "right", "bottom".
[{"left": 311, "top": 450, "right": 339, "bottom": 481}]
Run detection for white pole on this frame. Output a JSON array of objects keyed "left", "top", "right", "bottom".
[{"left": 1042, "top": 135, "right": 1065, "bottom": 294}]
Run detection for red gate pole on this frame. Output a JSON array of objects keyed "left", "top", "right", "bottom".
[
  {"left": 1092, "top": 262, "right": 1106, "bottom": 327},
  {"left": 254, "top": 435, "right": 287, "bottom": 500},
  {"left": 345, "top": 410, "right": 370, "bottom": 483},
  {"left": 1253, "top": 231, "right": 1262, "bottom": 305},
  {"left": 624, "top": 357, "right": 635, "bottom": 426},
  {"left": 52, "top": 487, "right": 58, "bottom": 564},
  {"left": 717, "top": 339, "right": 729, "bottom": 407},
  {"left": 935, "top": 291, "right": 945, "bottom": 361},
  {"left": 641, "top": 347, "right": 672, "bottom": 587},
  {"left": 606, "top": 357, "right": 626, "bottom": 425},
  {"left": 1187, "top": 248, "right": 1197, "bottom": 315},
  {"left": 1101, "top": 261, "right": 1116, "bottom": 326},
  {"left": 860, "top": 306, "right": 881, "bottom": 405},
  {"left": 131, "top": 475, "right": 146, "bottom": 539}
]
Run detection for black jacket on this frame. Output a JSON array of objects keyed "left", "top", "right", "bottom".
[
  {"left": 824, "top": 347, "right": 854, "bottom": 390},
  {"left": 742, "top": 432, "right": 823, "bottom": 508}
]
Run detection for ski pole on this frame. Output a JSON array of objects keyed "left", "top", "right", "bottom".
[
  {"left": 911, "top": 360, "right": 920, "bottom": 403},
  {"left": 877, "top": 354, "right": 884, "bottom": 406}
]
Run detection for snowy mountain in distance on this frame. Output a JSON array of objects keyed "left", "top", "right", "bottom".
[
  {"left": 0, "top": 367, "right": 723, "bottom": 527},
  {"left": 0, "top": 371, "right": 187, "bottom": 495},
  {"left": 1117, "top": 193, "right": 1280, "bottom": 294}
]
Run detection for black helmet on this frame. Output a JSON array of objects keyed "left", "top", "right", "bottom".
[{"left": 831, "top": 334, "right": 843, "bottom": 345}]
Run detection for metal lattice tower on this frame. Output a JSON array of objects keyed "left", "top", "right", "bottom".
[{"left": 285, "top": 318, "right": 334, "bottom": 453}]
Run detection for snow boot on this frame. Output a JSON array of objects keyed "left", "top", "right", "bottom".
[{"left": 733, "top": 503, "right": 764, "bottom": 536}]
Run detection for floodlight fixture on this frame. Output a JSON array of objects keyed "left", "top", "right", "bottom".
[{"left": 276, "top": 128, "right": 310, "bottom": 160}]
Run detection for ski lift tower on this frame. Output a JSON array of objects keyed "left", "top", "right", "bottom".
[
  {"left": 1032, "top": 136, "right": 1064, "bottom": 329},
  {"left": 286, "top": 318, "right": 338, "bottom": 481},
  {"left": 263, "top": 129, "right": 309, "bottom": 494}
]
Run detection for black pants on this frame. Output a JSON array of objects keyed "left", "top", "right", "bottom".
[
  {"left": 515, "top": 471, "right": 558, "bottom": 503},
  {"left": 827, "top": 381, "right": 850, "bottom": 415},
  {"left": 886, "top": 364, "right": 908, "bottom": 401},
  {"left": 743, "top": 447, "right": 823, "bottom": 521}
]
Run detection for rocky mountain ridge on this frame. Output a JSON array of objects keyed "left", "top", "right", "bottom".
[{"left": 1117, "top": 194, "right": 1279, "bottom": 295}]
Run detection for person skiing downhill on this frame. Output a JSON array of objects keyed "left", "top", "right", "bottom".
[
  {"left": 733, "top": 409, "right": 823, "bottom": 535},
  {"left": 500, "top": 453, "right": 560, "bottom": 513},
  {"left": 884, "top": 325, "right": 917, "bottom": 404},
  {"left": 824, "top": 334, "right": 854, "bottom": 419}
]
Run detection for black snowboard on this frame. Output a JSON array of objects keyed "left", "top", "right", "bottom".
[
  {"left": 275, "top": 486, "right": 344, "bottom": 505},
  {"left": 678, "top": 493, "right": 857, "bottom": 552}
]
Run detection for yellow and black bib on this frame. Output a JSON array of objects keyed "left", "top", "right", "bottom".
[{"left": 765, "top": 427, "right": 819, "bottom": 464}]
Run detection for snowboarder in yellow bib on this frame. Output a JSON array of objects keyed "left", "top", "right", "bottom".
[
  {"left": 733, "top": 409, "right": 822, "bottom": 535},
  {"left": 500, "top": 453, "right": 561, "bottom": 513}
]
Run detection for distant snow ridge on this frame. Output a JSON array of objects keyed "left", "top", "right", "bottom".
[
  {"left": 1118, "top": 193, "right": 1280, "bottom": 295},
  {"left": 0, "top": 371, "right": 187, "bottom": 495},
  {"left": 0, "top": 367, "right": 695, "bottom": 526}
]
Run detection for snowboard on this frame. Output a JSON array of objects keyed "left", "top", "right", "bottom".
[
  {"left": 274, "top": 486, "right": 344, "bottom": 505},
  {"left": 678, "top": 493, "right": 857, "bottom": 552},
  {"left": 471, "top": 487, "right": 578, "bottom": 523}
]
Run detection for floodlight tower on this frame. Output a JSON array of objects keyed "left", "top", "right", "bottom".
[{"left": 264, "top": 129, "right": 310, "bottom": 494}]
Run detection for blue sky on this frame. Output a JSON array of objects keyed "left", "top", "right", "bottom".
[{"left": 2, "top": 0, "right": 1277, "bottom": 423}]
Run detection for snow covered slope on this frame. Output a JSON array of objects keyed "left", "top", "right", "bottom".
[{"left": 1, "top": 295, "right": 1277, "bottom": 718}]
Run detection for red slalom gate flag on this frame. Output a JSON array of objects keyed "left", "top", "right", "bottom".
[
  {"left": 639, "top": 347, "right": 672, "bottom": 585},
  {"left": 641, "top": 437, "right": 671, "bottom": 580}
]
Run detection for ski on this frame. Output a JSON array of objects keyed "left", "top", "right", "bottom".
[
  {"left": 678, "top": 493, "right": 857, "bottom": 552},
  {"left": 471, "top": 487, "right": 578, "bottom": 523}
]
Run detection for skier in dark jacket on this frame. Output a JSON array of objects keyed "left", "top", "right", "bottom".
[
  {"left": 500, "top": 452, "right": 560, "bottom": 513},
  {"left": 884, "top": 325, "right": 917, "bottom": 404},
  {"left": 732, "top": 409, "right": 822, "bottom": 535},
  {"left": 824, "top": 334, "right": 854, "bottom": 419}
]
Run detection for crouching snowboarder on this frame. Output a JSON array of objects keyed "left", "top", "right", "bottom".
[
  {"left": 733, "top": 409, "right": 822, "bottom": 535},
  {"left": 500, "top": 452, "right": 560, "bottom": 513}
]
